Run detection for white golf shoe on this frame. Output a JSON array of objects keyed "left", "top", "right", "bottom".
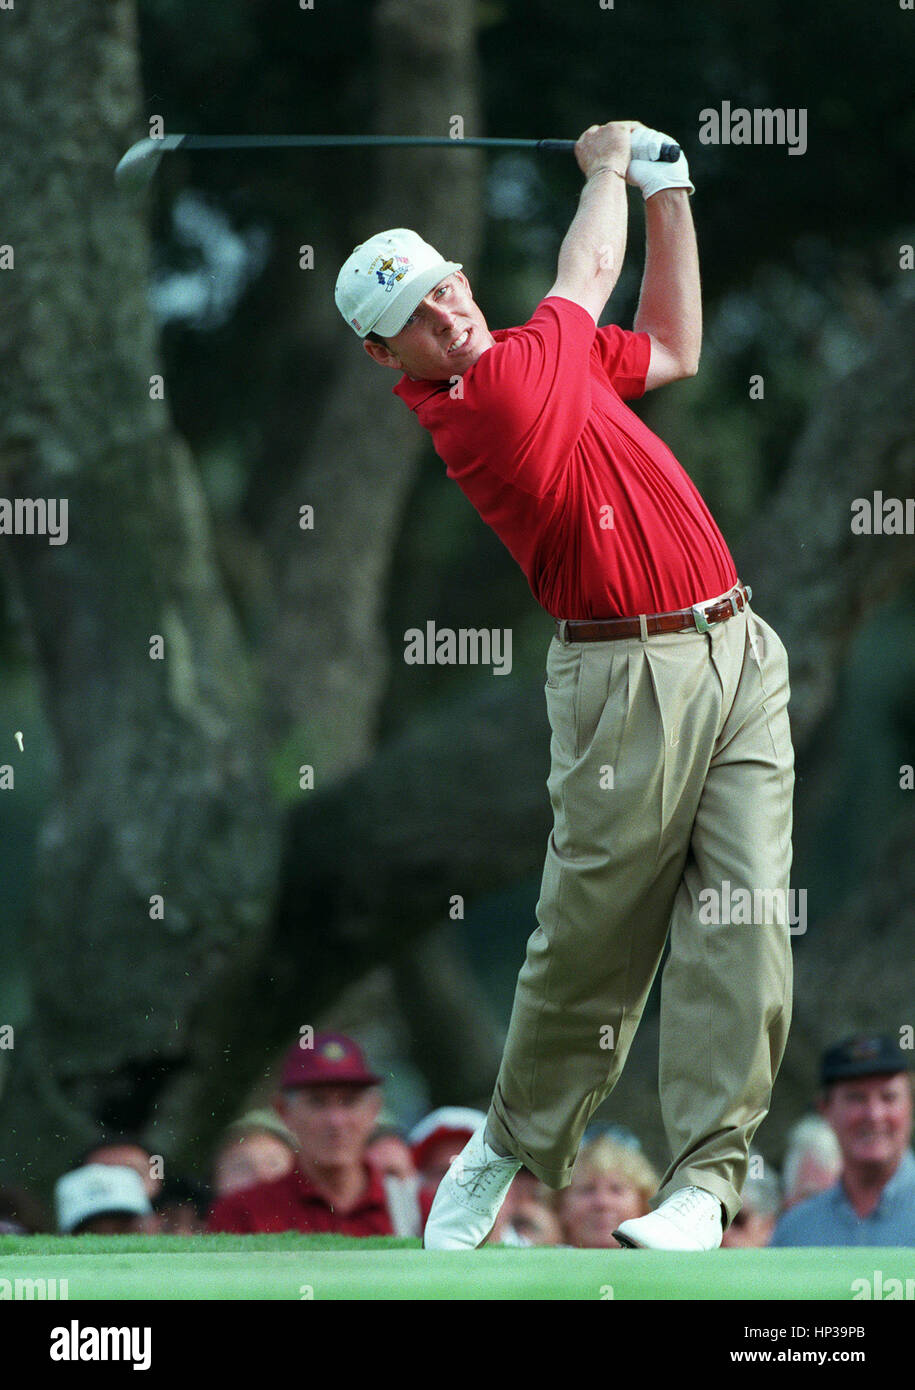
[
  {"left": 422, "top": 1125, "right": 522, "bottom": 1250},
  {"left": 613, "top": 1185, "right": 724, "bottom": 1251}
]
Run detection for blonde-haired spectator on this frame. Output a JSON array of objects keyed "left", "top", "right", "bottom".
[{"left": 559, "top": 1136, "right": 660, "bottom": 1248}]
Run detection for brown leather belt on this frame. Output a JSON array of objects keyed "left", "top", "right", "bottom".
[{"left": 555, "top": 583, "right": 752, "bottom": 644}]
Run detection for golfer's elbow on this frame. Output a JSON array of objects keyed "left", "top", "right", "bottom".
[
  {"left": 644, "top": 334, "right": 701, "bottom": 390},
  {"left": 677, "top": 321, "right": 703, "bottom": 376}
]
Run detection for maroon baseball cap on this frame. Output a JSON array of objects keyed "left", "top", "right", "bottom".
[{"left": 280, "top": 1032, "right": 382, "bottom": 1089}]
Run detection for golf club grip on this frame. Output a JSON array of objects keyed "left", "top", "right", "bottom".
[{"left": 538, "top": 139, "right": 681, "bottom": 162}]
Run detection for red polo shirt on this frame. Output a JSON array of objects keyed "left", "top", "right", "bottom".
[
  {"left": 206, "top": 1162, "right": 435, "bottom": 1237},
  {"left": 392, "top": 295, "right": 737, "bottom": 620}
]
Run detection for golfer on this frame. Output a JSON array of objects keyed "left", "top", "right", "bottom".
[{"left": 335, "top": 120, "right": 795, "bottom": 1251}]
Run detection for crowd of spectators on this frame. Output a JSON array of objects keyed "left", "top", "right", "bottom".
[{"left": 2, "top": 1029, "right": 913, "bottom": 1248}]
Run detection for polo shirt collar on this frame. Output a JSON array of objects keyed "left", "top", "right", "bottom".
[
  {"left": 293, "top": 1160, "right": 388, "bottom": 1214},
  {"left": 391, "top": 327, "right": 510, "bottom": 411},
  {"left": 392, "top": 375, "right": 451, "bottom": 411}
]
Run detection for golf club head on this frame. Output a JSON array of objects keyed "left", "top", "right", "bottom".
[{"left": 114, "top": 136, "right": 184, "bottom": 195}]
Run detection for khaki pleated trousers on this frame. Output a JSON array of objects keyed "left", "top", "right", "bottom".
[{"left": 485, "top": 604, "right": 795, "bottom": 1224}]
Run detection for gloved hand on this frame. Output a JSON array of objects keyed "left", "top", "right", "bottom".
[{"left": 628, "top": 128, "right": 694, "bottom": 200}]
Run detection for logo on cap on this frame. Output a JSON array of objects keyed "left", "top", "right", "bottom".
[
  {"left": 321, "top": 1041, "right": 347, "bottom": 1062},
  {"left": 370, "top": 253, "right": 411, "bottom": 292}
]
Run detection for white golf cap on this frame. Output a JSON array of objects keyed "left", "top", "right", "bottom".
[
  {"left": 55, "top": 1163, "right": 152, "bottom": 1234},
  {"left": 335, "top": 228, "right": 462, "bottom": 339}
]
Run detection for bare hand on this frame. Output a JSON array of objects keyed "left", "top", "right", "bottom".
[{"left": 574, "top": 121, "right": 643, "bottom": 180}]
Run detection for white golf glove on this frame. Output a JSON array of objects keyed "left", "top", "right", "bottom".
[{"left": 628, "top": 128, "right": 694, "bottom": 200}]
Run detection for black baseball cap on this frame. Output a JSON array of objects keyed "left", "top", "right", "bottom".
[{"left": 820, "top": 1033, "right": 911, "bottom": 1087}]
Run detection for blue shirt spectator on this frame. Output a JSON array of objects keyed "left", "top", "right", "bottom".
[
  {"left": 770, "top": 1032, "right": 915, "bottom": 1247},
  {"left": 770, "top": 1149, "right": 915, "bottom": 1246}
]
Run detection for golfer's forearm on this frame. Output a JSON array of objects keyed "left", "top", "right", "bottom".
[
  {"left": 634, "top": 190, "right": 702, "bottom": 371},
  {"left": 549, "top": 168, "right": 629, "bottom": 316}
]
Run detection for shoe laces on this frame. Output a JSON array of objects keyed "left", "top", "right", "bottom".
[
  {"left": 452, "top": 1156, "right": 514, "bottom": 1200},
  {"left": 665, "top": 1186, "right": 718, "bottom": 1219}
]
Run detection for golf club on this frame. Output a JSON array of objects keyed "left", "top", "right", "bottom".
[{"left": 114, "top": 132, "right": 682, "bottom": 196}]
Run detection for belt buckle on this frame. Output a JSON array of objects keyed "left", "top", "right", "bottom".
[
  {"left": 730, "top": 583, "right": 751, "bottom": 615},
  {"left": 691, "top": 603, "right": 712, "bottom": 634}
]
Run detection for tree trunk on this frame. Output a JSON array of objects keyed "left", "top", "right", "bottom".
[
  {"left": 0, "top": 1, "right": 280, "bottom": 1194},
  {"left": 0, "top": 0, "right": 489, "bottom": 1195},
  {"left": 258, "top": 0, "right": 485, "bottom": 780},
  {"left": 733, "top": 296, "right": 915, "bottom": 751}
]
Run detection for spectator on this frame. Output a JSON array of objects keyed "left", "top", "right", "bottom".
[
  {"left": 366, "top": 1125, "right": 416, "bottom": 1182},
  {"left": 409, "top": 1107, "right": 488, "bottom": 1186},
  {"left": 207, "top": 1032, "right": 431, "bottom": 1236},
  {"left": 55, "top": 1164, "right": 155, "bottom": 1235},
  {"left": 770, "top": 1033, "right": 915, "bottom": 1246},
  {"left": 0, "top": 1184, "right": 50, "bottom": 1235},
  {"left": 366, "top": 1124, "right": 427, "bottom": 1237},
  {"left": 491, "top": 1169, "right": 562, "bottom": 1247},
  {"left": 780, "top": 1114, "right": 842, "bottom": 1209},
  {"left": 409, "top": 1107, "right": 561, "bottom": 1245},
  {"left": 582, "top": 1122, "right": 643, "bottom": 1150},
  {"left": 408, "top": 1108, "right": 561, "bottom": 1246},
  {"left": 78, "top": 1135, "right": 161, "bottom": 1201},
  {"left": 558, "top": 1135, "right": 660, "bottom": 1248},
  {"left": 211, "top": 1109, "right": 298, "bottom": 1197},
  {"left": 154, "top": 1175, "right": 212, "bottom": 1235},
  {"left": 721, "top": 1156, "right": 781, "bottom": 1247}
]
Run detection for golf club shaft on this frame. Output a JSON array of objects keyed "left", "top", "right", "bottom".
[
  {"left": 114, "top": 132, "right": 681, "bottom": 192},
  {"left": 148, "top": 133, "right": 679, "bottom": 157}
]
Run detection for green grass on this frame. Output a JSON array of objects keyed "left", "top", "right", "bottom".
[
  {"left": 1, "top": 1236, "right": 914, "bottom": 1299},
  {"left": 0, "top": 1233, "right": 414, "bottom": 1256}
]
